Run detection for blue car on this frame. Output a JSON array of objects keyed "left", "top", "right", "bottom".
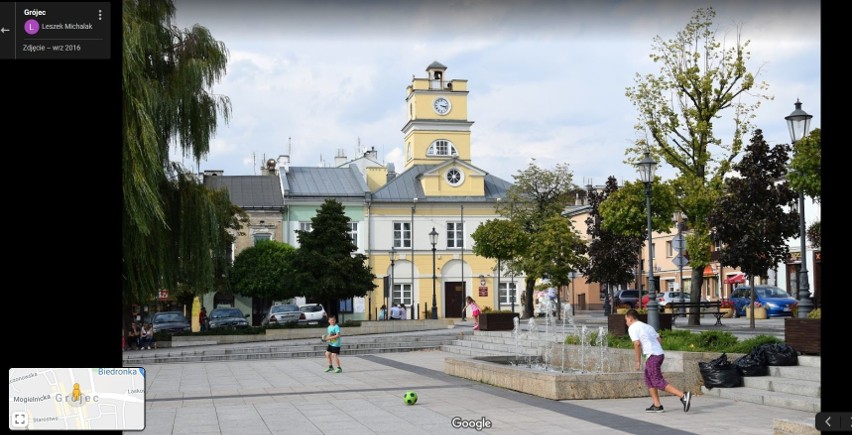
[{"left": 729, "top": 285, "right": 798, "bottom": 318}]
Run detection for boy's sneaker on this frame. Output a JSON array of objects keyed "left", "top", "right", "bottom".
[
  {"left": 645, "top": 404, "right": 664, "bottom": 413},
  {"left": 324, "top": 367, "right": 334, "bottom": 373},
  {"left": 334, "top": 367, "right": 342, "bottom": 373},
  {"left": 681, "top": 391, "right": 692, "bottom": 412}
]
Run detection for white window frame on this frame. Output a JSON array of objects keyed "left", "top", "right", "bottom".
[
  {"left": 447, "top": 222, "right": 464, "bottom": 248},
  {"left": 392, "top": 283, "right": 412, "bottom": 307},
  {"left": 299, "top": 222, "right": 313, "bottom": 232},
  {"left": 393, "top": 222, "right": 411, "bottom": 248},
  {"left": 426, "top": 139, "right": 457, "bottom": 156},
  {"left": 498, "top": 281, "right": 517, "bottom": 305},
  {"left": 348, "top": 222, "right": 359, "bottom": 247}
]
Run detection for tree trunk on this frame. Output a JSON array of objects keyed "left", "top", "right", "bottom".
[
  {"left": 524, "top": 278, "right": 536, "bottom": 318},
  {"left": 688, "top": 267, "right": 704, "bottom": 325}
]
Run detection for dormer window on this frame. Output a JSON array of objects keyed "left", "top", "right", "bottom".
[{"left": 426, "top": 140, "right": 457, "bottom": 157}]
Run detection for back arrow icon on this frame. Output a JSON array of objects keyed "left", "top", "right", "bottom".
[
  {"left": 825, "top": 416, "right": 831, "bottom": 427},
  {"left": 1, "top": 27, "right": 9, "bottom": 33}
]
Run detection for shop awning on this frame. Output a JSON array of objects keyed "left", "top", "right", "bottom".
[
  {"left": 703, "top": 265, "right": 714, "bottom": 276},
  {"left": 724, "top": 273, "right": 746, "bottom": 284}
]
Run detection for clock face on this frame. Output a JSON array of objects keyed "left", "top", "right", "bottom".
[
  {"left": 446, "top": 168, "right": 463, "bottom": 185},
  {"left": 433, "top": 97, "right": 451, "bottom": 115}
]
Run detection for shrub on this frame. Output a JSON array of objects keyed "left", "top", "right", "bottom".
[
  {"left": 807, "top": 308, "right": 821, "bottom": 319},
  {"left": 729, "top": 334, "right": 783, "bottom": 354}
]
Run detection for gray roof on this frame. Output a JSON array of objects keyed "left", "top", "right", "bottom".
[
  {"left": 427, "top": 61, "right": 447, "bottom": 70},
  {"left": 204, "top": 176, "right": 284, "bottom": 208},
  {"left": 371, "top": 164, "right": 512, "bottom": 203},
  {"left": 282, "top": 166, "right": 370, "bottom": 198}
]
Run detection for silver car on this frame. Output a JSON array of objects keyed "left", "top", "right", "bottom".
[{"left": 262, "top": 304, "right": 301, "bottom": 326}]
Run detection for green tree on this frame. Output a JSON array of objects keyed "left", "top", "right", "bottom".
[
  {"left": 290, "top": 200, "right": 376, "bottom": 316},
  {"left": 502, "top": 160, "right": 577, "bottom": 318},
  {"left": 528, "top": 215, "right": 588, "bottom": 317},
  {"left": 471, "top": 219, "right": 530, "bottom": 287},
  {"left": 625, "top": 7, "right": 770, "bottom": 324},
  {"left": 789, "top": 128, "right": 821, "bottom": 249},
  {"left": 584, "top": 177, "right": 644, "bottom": 307},
  {"left": 230, "top": 240, "right": 299, "bottom": 309},
  {"left": 122, "top": 0, "right": 235, "bottom": 319},
  {"left": 707, "top": 129, "right": 799, "bottom": 328},
  {"left": 598, "top": 176, "right": 677, "bottom": 309}
]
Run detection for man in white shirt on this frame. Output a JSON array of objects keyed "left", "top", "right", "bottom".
[
  {"left": 626, "top": 309, "right": 692, "bottom": 413},
  {"left": 390, "top": 304, "right": 401, "bottom": 320}
]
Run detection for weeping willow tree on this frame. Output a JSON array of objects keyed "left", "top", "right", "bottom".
[{"left": 122, "top": 0, "right": 239, "bottom": 314}]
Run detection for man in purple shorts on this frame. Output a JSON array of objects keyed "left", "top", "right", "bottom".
[{"left": 626, "top": 309, "right": 692, "bottom": 413}]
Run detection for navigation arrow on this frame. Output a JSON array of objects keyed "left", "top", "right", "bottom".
[
  {"left": 1, "top": 27, "right": 10, "bottom": 33},
  {"left": 825, "top": 416, "right": 831, "bottom": 427}
]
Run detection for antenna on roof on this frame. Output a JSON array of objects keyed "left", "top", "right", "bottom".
[
  {"left": 288, "top": 137, "right": 292, "bottom": 156},
  {"left": 252, "top": 152, "right": 256, "bottom": 175}
]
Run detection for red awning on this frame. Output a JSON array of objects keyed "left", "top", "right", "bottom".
[
  {"left": 724, "top": 273, "right": 746, "bottom": 284},
  {"left": 703, "top": 265, "right": 714, "bottom": 276}
]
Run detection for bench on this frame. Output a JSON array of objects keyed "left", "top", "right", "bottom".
[{"left": 667, "top": 301, "right": 724, "bottom": 326}]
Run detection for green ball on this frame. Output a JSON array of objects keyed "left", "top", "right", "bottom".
[{"left": 403, "top": 390, "right": 417, "bottom": 405}]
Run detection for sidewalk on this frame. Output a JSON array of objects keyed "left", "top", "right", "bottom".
[{"left": 135, "top": 320, "right": 816, "bottom": 435}]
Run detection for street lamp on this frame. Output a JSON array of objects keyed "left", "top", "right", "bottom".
[
  {"left": 429, "top": 227, "right": 439, "bottom": 319},
  {"left": 388, "top": 247, "right": 396, "bottom": 321},
  {"left": 568, "top": 271, "right": 577, "bottom": 317},
  {"left": 785, "top": 99, "right": 814, "bottom": 318},
  {"left": 637, "top": 150, "right": 659, "bottom": 330}
]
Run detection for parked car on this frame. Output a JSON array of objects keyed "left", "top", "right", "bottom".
[
  {"left": 208, "top": 307, "right": 250, "bottom": 329},
  {"left": 299, "top": 303, "right": 328, "bottom": 325},
  {"left": 613, "top": 289, "right": 640, "bottom": 308},
  {"left": 657, "top": 291, "right": 691, "bottom": 308},
  {"left": 261, "top": 304, "right": 301, "bottom": 326},
  {"left": 729, "top": 285, "right": 798, "bottom": 318},
  {"left": 151, "top": 311, "right": 191, "bottom": 334}
]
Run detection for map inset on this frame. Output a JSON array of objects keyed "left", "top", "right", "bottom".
[{"left": 9, "top": 368, "right": 145, "bottom": 431}]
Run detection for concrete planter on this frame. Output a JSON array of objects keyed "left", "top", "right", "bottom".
[
  {"left": 785, "top": 318, "right": 820, "bottom": 355},
  {"left": 744, "top": 307, "right": 767, "bottom": 319},
  {"left": 479, "top": 312, "right": 520, "bottom": 331}
]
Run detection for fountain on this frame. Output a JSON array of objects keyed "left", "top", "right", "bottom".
[{"left": 444, "top": 313, "right": 687, "bottom": 400}]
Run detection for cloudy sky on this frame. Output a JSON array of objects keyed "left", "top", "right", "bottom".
[{"left": 171, "top": 0, "right": 820, "bottom": 187}]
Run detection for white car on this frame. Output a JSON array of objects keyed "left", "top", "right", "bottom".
[
  {"left": 657, "top": 291, "right": 691, "bottom": 308},
  {"left": 299, "top": 303, "right": 328, "bottom": 324}
]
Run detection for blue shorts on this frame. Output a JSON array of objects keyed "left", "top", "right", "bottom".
[{"left": 644, "top": 354, "right": 668, "bottom": 390}]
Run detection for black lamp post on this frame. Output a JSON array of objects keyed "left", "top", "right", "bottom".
[
  {"left": 388, "top": 247, "right": 395, "bottom": 321},
  {"left": 637, "top": 151, "right": 659, "bottom": 330},
  {"left": 785, "top": 99, "right": 814, "bottom": 318},
  {"left": 429, "top": 227, "right": 439, "bottom": 319},
  {"left": 569, "top": 271, "right": 577, "bottom": 316}
]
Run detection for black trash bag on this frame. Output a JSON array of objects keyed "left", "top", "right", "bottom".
[
  {"left": 733, "top": 353, "right": 768, "bottom": 376},
  {"left": 755, "top": 343, "right": 798, "bottom": 366},
  {"left": 699, "top": 353, "right": 742, "bottom": 389}
]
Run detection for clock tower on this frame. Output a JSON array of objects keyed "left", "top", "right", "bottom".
[{"left": 401, "top": 61, "right": 473, "bottom": 170}]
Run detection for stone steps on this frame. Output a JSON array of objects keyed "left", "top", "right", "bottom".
[
  {"left": 122, "top": 332, "right": 464, "bottom": 365},
  {"left": 701, "top": 355, "right": 820, "bottom": 413}
]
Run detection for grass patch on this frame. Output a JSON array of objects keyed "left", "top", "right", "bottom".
[{"left": 601, "top": 329, "right": 782, "bottom": 354}]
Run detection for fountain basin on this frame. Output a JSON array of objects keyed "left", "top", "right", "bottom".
[{"left": 445, "top": 353, "right": 686, "bottom": 401}]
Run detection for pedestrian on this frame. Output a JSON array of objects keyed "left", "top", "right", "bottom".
[
  {"left": 199, "top": 306, "right": 208, "bottom": 331},
  {"left": 463, "top": 296, "right": 481, "bottom": 330},
  {"left": 139, "top": 322, "right": 155, "bottom": 350},
  {"left": 323, "top": 315, "right": 343, "bottom": 373},
  {"left": 625, "top": 309, "right": 692, "bottom": 413},
  {"left": 379, "top": 304, "right": 387, "bottom": 320},
  {"left": 399, "top": 303, "right": 407, "bottom": 320},
  {"left": 127, "top": 321, "right": 142, "bottom": 350},
  {"left": 390, "top": 303, "right": 401, "bottom": 320}
]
